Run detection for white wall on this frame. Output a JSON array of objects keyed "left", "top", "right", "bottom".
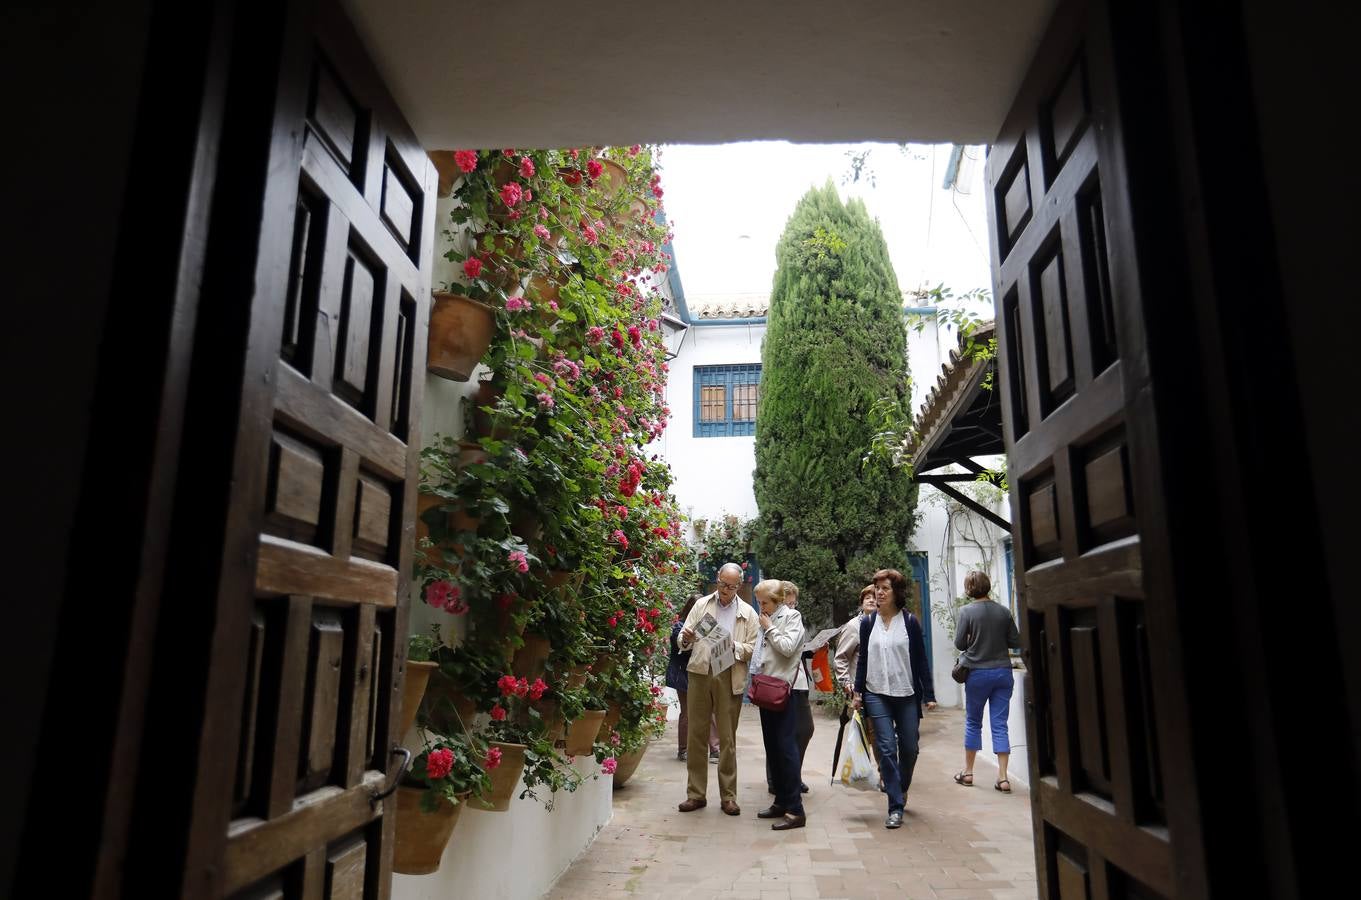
[
  {"left": 393, "top": 195, "right": 614, "bottom": 900},
  {"left": 657, "top": 321, "right": 767, "bottom": 531}
]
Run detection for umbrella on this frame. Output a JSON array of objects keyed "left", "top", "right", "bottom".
[{"left": 828, "top": 704, "right": 850, "bottom": 783}]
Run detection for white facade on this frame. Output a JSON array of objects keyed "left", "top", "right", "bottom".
[{"left": 657, "top": 319, "right": 767, "bottom": 530}]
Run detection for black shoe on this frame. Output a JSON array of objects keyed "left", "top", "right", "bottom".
[
  {"left": 757, "top": 805, "right": 787, "bottom": 819},
  {"left": 709, "top": 749, "right": 719, "bottom": 764},
  {"left": 677, "top": 749, "right": 687, "bottom": 761},
  {"left": 767, "top": 785, "right": 776, "bottom": 794},
  {"left": 799, "top": 782, "right": 809, "bottom": 793},
  {"left": 886, "top": 810, "right": 903, "bottom": 829}
]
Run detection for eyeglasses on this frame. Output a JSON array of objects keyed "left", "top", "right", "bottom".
[{"left": 717, "top": 581, "right": 741, "bottom": 591}]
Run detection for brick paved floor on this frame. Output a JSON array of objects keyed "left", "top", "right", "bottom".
[{"left": 547, "top": 705, "right": 1037, "bottom": 899}]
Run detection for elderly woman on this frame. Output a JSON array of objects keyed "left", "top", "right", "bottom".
[
  {"left": 750, "top": 579, "right": 807, "bottom": 830},
  {"left": 953, "top": 571, "right": 1022, "bottom": 792},
  {"left": 853, "top": 568, "right": 936, "bottom": 829},
  {"left": 833, "top": 585, "right": 878, "bottom": 691},
  {"left": 765, "top": 581, "right": 814, "bottom": 796}
]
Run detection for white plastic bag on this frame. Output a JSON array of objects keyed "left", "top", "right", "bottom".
[{"left": 835, "top": 710, "right": 878, "bottom": 791}]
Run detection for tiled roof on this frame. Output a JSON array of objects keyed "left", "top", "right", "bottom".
[
  {"left": 903, "top": 321, "right": 999, "bottom": 472},
  {"left": 688, "top": 293, "right": 770, "bottom": 320}
]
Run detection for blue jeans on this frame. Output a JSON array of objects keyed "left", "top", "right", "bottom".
[
  {"left": 759, "top": 702, "right": 804, "bottom": 816},
  {"left": 862, "top": 692, "right": 920, "bottom": 814},
  {"left": 964, "top": 666, "right": 1015, "bottom": 753}
]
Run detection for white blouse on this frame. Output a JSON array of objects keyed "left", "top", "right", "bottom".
[{"left": 865, "top": 612, "right": 915, "bottom": 697}]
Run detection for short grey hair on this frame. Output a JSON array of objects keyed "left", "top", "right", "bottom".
[{"left": 718, "top": 562, "right": 743, "bottom": 579}]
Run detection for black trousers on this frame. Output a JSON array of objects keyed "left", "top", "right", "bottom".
[
  {"left": 767, "top": 689, "right": 814, "bottom": 788},
  {"left": 760, "top": 701, "right": 804, "bottom": 815}
]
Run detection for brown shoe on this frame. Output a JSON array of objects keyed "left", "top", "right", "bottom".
[
  {"left": 756, "top": 805, "right": 787, "bottom": 819},
  {"left": 720, "top": 800, "right": 741, "bottom": 816},
  {"left": 678, "top": 798, "right": 707, "bottom": 812},
  {"left": 772, "top": 813, "right": 806, "bottom": 831}
]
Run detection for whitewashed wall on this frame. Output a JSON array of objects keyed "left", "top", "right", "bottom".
[
  {"left": 656, "top": 320, "right": 767, "bottom": 532},
  {"left": 905, "top": 315, "right": 1026, "bottom": 784},
  {"left": 392, "top": 194, "right": 613, "bottom": 900}
]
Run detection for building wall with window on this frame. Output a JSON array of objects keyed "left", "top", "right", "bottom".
[{"left": 657, "top": 321, "right": 766, "bottom": 529}]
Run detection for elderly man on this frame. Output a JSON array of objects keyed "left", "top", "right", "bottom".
[{"left": 677, "top": 562, "right": 759, "bottom": 815}]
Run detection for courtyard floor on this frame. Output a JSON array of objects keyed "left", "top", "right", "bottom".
[{"left": 547, "top": 705, "right": 1037, "bottom": 899}]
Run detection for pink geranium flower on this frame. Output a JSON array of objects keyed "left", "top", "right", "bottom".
[
  {"left": 518, "top": 156, "right": 535, "bottom": 178},
  {"left": 586, "top": 326, "right": 606, "bottom": 345},
  {"left": 533, "top": 224, "right": 551, "bottom": 240},
  {"left": 454, "top": 150, "right": 478, "bottom": 173},
  {"left": 586, "top": 159, "right": 603, "bottom": 180},
  {"left": 601, "top": 757, "right": 617, "bottom": 775},
  {"left": 463, "top": 257, "right": 483, "bottom": 279},
  {"left": 505, "top": 296, "right": 531, "bottom": 312},
  {"left": 426, "top": 747, "right": 454, "bottom": 780},
  {"left": 426, "top": 580, "right": 459, "bottom": 609},
  {"left": 485, "top": 747, "right": 503, "bottom": 770},
  {"left": 582, "top": 224, "right": 599, "bottom": 245},
  {"left": 500, "top": 182, "right": 523, "bottom": 208},
  {"left": 508, "top": 550, "right": 529, "bottom": 572},
  {"left": 536, "top": 392, "right": 555, "bottom": 409},
  {"left": 490, "top": 703, "right": 507, "bottom": 721},
  {"left": 528, "top": 678, "right": 548, "bottom": 701}
]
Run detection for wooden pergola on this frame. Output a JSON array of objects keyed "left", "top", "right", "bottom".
[{"left": 904, "top": 322, "right": 1009, "bottom": 530}]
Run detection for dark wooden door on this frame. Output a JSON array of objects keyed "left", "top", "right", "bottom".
[
  {"left": 212, "top": 10, "right": 435, "bottom": 898},
  {"left": 987, "top": 1, "right": 1204, "bottom": 897},
  {"left": 110, "top": 3, "right": 438, "bottom": 896}
]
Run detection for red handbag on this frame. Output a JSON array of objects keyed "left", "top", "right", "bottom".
[{"left": 748, "top": 673, "right": 791, "bottom": 711}]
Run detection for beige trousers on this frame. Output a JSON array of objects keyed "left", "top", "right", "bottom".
[{"left": 685, "top": 667, "right": 743, "bottom": 802}]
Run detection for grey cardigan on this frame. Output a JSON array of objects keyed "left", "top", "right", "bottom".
[{"left": 954, "top": 600, "right": 1022, "bottom": 669}]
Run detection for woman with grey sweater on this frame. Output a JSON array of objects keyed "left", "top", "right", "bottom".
[{"left": 953, "top": 571, "right": 1022, "bottom": 792}]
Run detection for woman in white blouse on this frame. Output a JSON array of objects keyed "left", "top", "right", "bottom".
[{"left": 852, "top": 568, "right": 937, "bottom": 829}]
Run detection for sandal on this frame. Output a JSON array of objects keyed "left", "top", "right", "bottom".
[
  {"left": 953, "top": 771, "right": 973, "bottom": 786},
  {"left": 994, "top": 779, "right": 1012, "bottom": 793}
]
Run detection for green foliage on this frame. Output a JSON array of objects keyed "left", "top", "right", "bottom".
[{"left": 753, "top": 183, "right": 919, "bottom": 629}]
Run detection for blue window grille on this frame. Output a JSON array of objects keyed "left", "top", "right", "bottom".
[{"left": 693, "top": 364, "right": 762, "bottom": 437}]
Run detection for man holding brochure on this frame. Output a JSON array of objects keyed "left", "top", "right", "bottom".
[{"left": 676, "top": 562, "right": 759, "bottom": 815}]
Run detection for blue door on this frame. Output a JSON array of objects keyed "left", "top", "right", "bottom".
[{"left": 908, "top": 551, "right": 932, "bottom": 673}]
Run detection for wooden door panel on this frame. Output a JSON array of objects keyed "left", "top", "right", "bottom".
[
  {"left": 216, "top": 5, "right": 435, "bottom": 896},
  {"left": 989, "top": 1, "right": 1193, "bottom": 897}
]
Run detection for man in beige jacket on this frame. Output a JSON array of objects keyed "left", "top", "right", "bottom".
[{"left": 676, "top": 562, "right": 759, "bottom": 815}]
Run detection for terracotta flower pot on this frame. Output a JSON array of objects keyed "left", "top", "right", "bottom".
[
  {"left": 398, "top": 660, "right": 439, "bottom": 738},
  {"left": 599, "top": 702, "right": 622, "bottom": 738},
  {"left": 393, "top": 787, "right": 467, "bottom": 875},
  {"left": 564, "top": 709, "right": 606, "bottom": 756},
  {"left": 509, "top": 505, "right": 542, "bottom": 543},
  {"left": 422, "top": 670, "right": 479, "bottom": 733},
  {"left": 469, "top": 741, "right": 527, "bottom": 812},
  {"left": 457, "top": 440, "right": 488, "bottom": 466},
  {"left": 511, "top": 632, "right": 552, "bottom": 679},
  {"left": 566, "top": 664, "right": 589, "bottom": 690},
  {"left": 592, "top": 158, "right": 628, "bottom": 201},
  {"left": 428, "top": 292, "right": 495, "bottom": 381},
  {"left": 470, "top": 380, "right": 515, "bottom": 439},
  {"left": 611, "top": 744, "right": 648, "bottom": 788},
  {"left": 532, "top": 698, "right": 567, "bottom": 741},
  {"left": 415, "top": 494, "right": 444, "bottom": 568}
]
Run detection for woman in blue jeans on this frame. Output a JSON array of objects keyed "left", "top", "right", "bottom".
[
  {"left": 952, "top": 571, "right": 1022, "bottom": 792},
  {"left": 853, "top": 568, "right": 936, "bottom": 829}
]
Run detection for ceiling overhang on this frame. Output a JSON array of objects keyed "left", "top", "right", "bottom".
[{"left": 344, "top": 0, "right": 1056, "bottom": 149}]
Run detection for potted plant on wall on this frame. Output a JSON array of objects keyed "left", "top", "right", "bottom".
[
  {"left": 393, "top": 730, "right": 491, "bottom": 875},
  {"left": 398, "top": 629, "right": 443, "bottom": 739}
]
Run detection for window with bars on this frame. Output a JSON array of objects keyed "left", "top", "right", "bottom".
[{"left": 693, "top": 364, "right": 761, "bottom": 436}]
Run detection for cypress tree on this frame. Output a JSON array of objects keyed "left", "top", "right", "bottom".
[{"left": 753, "top": 182, "right": 917, "bottom": 629}]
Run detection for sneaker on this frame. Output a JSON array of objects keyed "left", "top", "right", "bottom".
[
  {"left": 677, "top": 749, "right": 687, "bottom": 761},
  {"left": 709, "top": 749, "right": 719, "bottom": 764},
  {"left": 885, "top": 810, "right": 903, "bottom": 829}
]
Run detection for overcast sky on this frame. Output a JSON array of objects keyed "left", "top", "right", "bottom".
[{"left": 658, "top": 142, "right": 994, "bottom": 312}]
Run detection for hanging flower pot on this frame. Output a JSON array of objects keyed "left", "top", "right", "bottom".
[
  {"left": 457, "top": 440, "right": 488, "bottom": 467},
  {"left": 599, "top": 702, "right": 622, "bottom": 738},
  {"left": 415, "top": 493, "right": 445, "bottom": 568},
  {"left": 509, "top": 505, "right": 543, "bottom": 543},
  {"left": 393, "top": 787, "right": 468, "bottom": 875},
  {"left": 566, "top": 664, "right": 589, "bottom": 690},
  {"left": 511, "top": 632, "right": 552, "bottom": 679},
  {"left": 532, "top": 698, "right": 567, "bottom": 742},
  {"left": 611, "top": 744, "right": 649, "bottom": 788},
  {"left": 398, "top": 659, "right": 439, "bottom": 739},
  {"left": 470, "top": 380, "right": 516, "bottom": 439},
  {"left": 564, "top": 709, "right": 606, "bottom": 756},
  {"left": 468, "top": 741, "right": 526, "bottom": 812},
  {"left": 422, "top": 670, "right": 479, "bottom": 733},
  {"left": 592, "top": 158, "right": 629, "bottom": 202},
  {"left": 428, "top": 292, "right": 495, "bottom": 382}
]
